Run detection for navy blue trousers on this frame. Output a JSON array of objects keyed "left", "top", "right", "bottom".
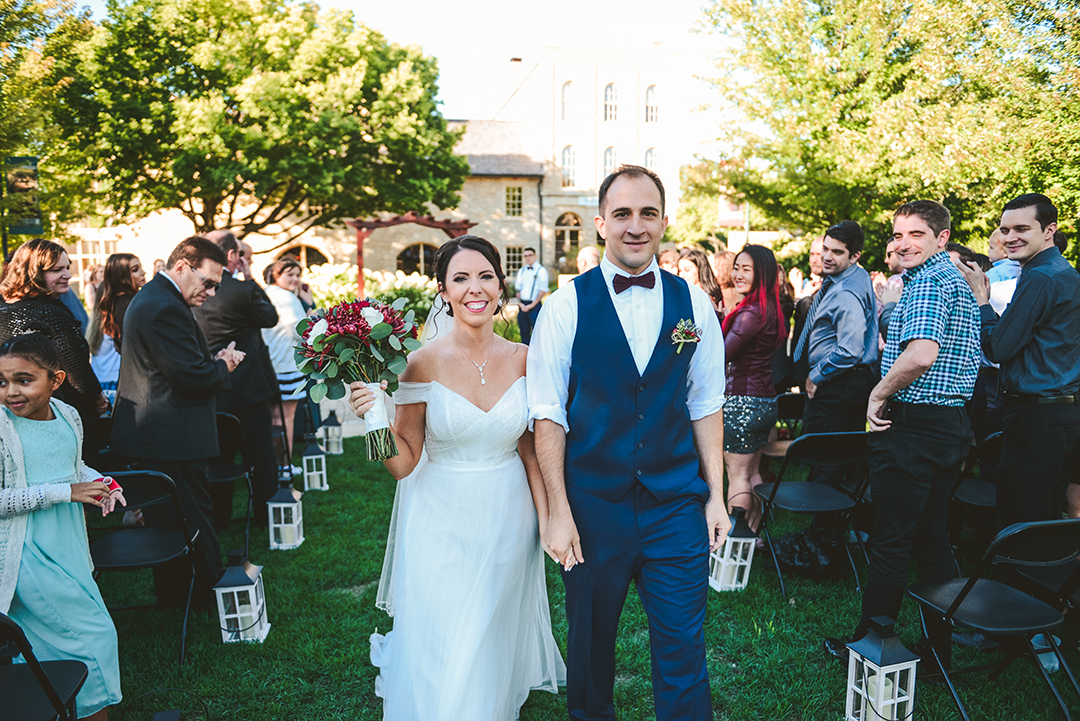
[{"left": 563, "top": 481, "right": 712, "bottom": 721}]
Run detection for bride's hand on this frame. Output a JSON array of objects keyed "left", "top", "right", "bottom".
[{"left": 348, "top": 379, "right": 387, "bottom": 419}]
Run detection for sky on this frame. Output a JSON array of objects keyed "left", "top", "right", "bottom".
[{"left": 80, "top": 0, "right": 725, "bottom": 132}]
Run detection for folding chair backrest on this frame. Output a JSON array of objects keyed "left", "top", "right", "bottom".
[
  {"left": 990, "top": 518, "right": 1080, "bottom": 568},
  {"left": 213, "top": 413, "right": 246, "bottom": 468},
  {"left": 106, "top": 471, "right": 197, "bottom": 546},
  {"left": 977, "top": 431, "right": 1003, "bottom": 469},
  {"left": 780, "top": 431, "right": 869, "bottom": 471},
  {"left": 0, "top": 613, "right": 72, "bottom": 719}
]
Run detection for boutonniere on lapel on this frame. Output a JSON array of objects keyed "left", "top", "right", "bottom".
[{"left": 671, "top": 319, "right": 702, "bottom": 354}]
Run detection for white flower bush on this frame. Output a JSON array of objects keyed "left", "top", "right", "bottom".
[{"left": 305, "top": 263, "right": 439, "bottom": 321}]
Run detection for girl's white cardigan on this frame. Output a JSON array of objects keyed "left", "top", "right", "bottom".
[{"left": 0, "top": 399, "right": 100, "bottom": 614}]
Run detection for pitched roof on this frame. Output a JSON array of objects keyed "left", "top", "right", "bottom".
[{"left": 448, "top": 120, "right": 545, "bottom": 177}]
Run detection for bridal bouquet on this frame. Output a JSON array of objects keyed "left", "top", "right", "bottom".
[{"left": 294, "top": 297, "right": 421, "bottom": 460}]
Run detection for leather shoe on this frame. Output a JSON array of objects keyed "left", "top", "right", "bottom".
[{"left": 823, "top": 637, "right": 850, "bottom": 666}]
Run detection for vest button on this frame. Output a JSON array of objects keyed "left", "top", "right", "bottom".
[
  {"left": 637, "top": 442, "right": 644, "bottom": 449},
  {"left": 637, "top": 414, "right": 645, "bottom": 420},
  {"left": 638, "top": 384, "right": 646, "bottom": 392},
  {"left": 636, "top": 470, "right": 642, "bottom": 476}
]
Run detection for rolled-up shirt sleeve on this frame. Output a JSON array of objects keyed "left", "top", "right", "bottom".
[
  {"left": 685, "top": 285, "right": 726, "bottom": 420},
  {"left": 526, "top": 283, "right": 578, "bottom": 432}
]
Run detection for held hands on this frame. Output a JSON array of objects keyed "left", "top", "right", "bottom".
[
  {"left": 215, "top": 341, "right": 246, "bottom": 372},
  {"left": 349, "top": 379, "right": 388, "bottom": 419},
  {"left": 543, "top": 504, "right": 584, "bottom": 571},
  {"left": 96, "top": 391, "right": 111, "bottom": 414}
]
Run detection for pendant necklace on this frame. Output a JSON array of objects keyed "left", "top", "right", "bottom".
[{"left": 462, "top": 336, "right": 494, "bottom": 385}]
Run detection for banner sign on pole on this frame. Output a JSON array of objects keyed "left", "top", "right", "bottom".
[{"left": 5, "top": 156, "right": 42, "bottom": 235}]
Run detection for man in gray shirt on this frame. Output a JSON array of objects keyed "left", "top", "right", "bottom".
[{"left": 793, "top": 220, "right": 879, "bottom": 489}]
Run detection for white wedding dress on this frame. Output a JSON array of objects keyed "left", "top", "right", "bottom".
[{"left": 370, "top": 377, "right": 566, "bottom": 720}]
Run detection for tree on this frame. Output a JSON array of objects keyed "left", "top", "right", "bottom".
[
  {"left": 56, "top": 0, "right": 470, "bottom": 242},
  {"left": 667, "top": 161, "right": 728, "bottom": 249},
  {"left": 0, "top": 0, "right": 95, "bottom": 244},
  {"left": 699, "top": 0, "right": 1054, "bottom": 261}
]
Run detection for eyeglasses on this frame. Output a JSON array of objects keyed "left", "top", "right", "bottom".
[{"left": 189, "top": 264, "right": 220, "bottom": 291}]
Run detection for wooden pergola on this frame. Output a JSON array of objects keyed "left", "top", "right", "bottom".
[{"left": 345, "top": 212, "right": 478, "bottom": 298}]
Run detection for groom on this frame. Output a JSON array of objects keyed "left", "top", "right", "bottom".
[{"left": 529, "top": 165, "right": 731, "bottom": 720}]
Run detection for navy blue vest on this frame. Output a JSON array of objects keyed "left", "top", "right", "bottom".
[{"left": 565, "top": 268, "right": 701, "bottom": 503}]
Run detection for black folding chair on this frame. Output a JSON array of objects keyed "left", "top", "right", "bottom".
[
  {"left": 754, "top": 431, "right": 870, "bottom": 597},
  {"left": 907, "top": 518, "right": 1080, "bottom": 721},
  {"left": 952, "top": 431, "right": 1002, "bottom": 510},
  {"left": 761, "top": 392, "right": 806, "bottom": 461},
  {"left": 89, "top": 471, "right": 200, "bottom": 664},
  {"left": 0, "top": 613, "right": 87, "bottom": 721},
  {"left": 208, "top": 412, "right": 254, "bottom": 556}
]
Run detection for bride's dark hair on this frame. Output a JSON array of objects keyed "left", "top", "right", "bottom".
[{"left": 434, "top": 235, "right": 510, "bottom": 317}]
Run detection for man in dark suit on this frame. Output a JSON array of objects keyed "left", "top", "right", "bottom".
[
  {"left": 112, "top": 236, "right": 246, "bottom": 604},
  {"left": 195, "top": 230, "right": 280, "bottom": 525}
]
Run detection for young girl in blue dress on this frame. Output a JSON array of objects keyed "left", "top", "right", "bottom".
[{"left": 0, "top": 333, "right": 125, "bottom": 720}]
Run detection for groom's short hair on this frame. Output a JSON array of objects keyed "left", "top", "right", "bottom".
[{"left": 598, "top": 165, "right": 666, "bottom": 218}]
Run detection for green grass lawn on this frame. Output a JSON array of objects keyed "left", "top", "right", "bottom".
[{"left": 96, "top": 439, "right": 1076, "bottom": 720}]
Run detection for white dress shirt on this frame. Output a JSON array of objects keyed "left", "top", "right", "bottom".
[
  {"left": 515, "top": 263, "right": 550, "bottom": 303},
  {"left": 527, "top": 255, "right": 725, "bottom": 433}
]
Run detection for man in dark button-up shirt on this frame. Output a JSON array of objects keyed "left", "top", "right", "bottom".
[
  {"left": 955, "top": 193, "right": 1080, "bottom": 531},
  {"left": 794, "top": 220, "right": 878, "bottom": 491}
]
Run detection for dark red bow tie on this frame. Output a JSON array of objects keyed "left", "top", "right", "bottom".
[{"left": 613, "top": 272, "right": 656, "bottom": 294}]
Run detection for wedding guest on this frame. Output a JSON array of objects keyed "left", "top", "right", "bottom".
[
  {"left": 953, "top": 194, "right": 1080, "bottom": 530},
  {"left": 790, "top": 236, "right": 824, "bottom": 348},
  {"left": 514, "top": 247, "right": 548, "bottom": 345},
  {"left": 111, "top": 237, "right": 245, "bottom": 606},
  {"left": 657, "top": 248, "right": 680, "bottom": 273},
  {"left": 723, "top": 244, "right": 786, "bottom": 529},
  {"left": 714, "top": 250, "right": 742, "bottom": 315},
  {"left": 678, "top": 247, "right": 724, "bottom": 313},
  {"left": 151, "top": 259, "right": 166, "bottom": 278},
  {"left": 530, "top": 165, "right": 728, "bottom": 721},
  {"left": 195, "top": 231, "right": 280, "bottom": 523},
  {"left": 83, "top": 264, "right": 105, "bottom": 311},
  {"left": 87, "top": 253, "right": 146, "bottom": 404},
  {"left": 0, "top": 333, "right": 124, "bottom": 721},
  {"left": 0, "top": 239, "right": 109, "bottom": 459},
  {"left": 576, "top": 245, "right": 601, "bottom": 274},
  {"left": 826, "top": 200, "right": 979, "bottom": 672},
  {"left": 262, "top": 258, "right": 307, "bottom": 459}
]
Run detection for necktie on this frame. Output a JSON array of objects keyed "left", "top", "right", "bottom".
[
  {"left": 792, "top": 276, "right": 833, "bottom": 364},
  {"left": 613, "top": 272, "right": 656, "bottom": 294}
]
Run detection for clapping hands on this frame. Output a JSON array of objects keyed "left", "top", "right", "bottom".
[{"left": 215, "top": 341, "right": 246, "bottom": 372}]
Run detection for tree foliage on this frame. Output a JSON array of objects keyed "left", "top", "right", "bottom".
[
  {"left": 56, "top": 0, "right": 470, "bottom": 241},
  {"left": 0, "top": 0, "right": 95, "bottom": 242},
  {"left": 667, "top": 161, "right": 729, "bottom": 249},
  {"left": 700, "top": 0, "right": 1080, "bottom": 262}
]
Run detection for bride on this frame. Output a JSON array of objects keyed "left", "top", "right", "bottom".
[{"left": 349, "top": 235, "right": 566, "bottom": 720}]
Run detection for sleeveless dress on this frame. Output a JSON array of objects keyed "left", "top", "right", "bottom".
[
  {"left": 369, "top": 378, "right": 566, "bottom": 720},
  {"left": 5, "top": 403, "right": 122, "bottom": 716}
]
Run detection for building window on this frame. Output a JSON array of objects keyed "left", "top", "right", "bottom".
[
  {"left": 603, "top": 147, "right": 617, "bottom": 178},
  {"left": 396, "top": 243, "right": 438, "bottom": 276},
  {"left": 645, "top": 85, "right": 658, "bottom": 123},
  {"left": 277, "top": 245, "right": 329, "bottom": 269},
  {"left": 561, "top": 145, "right": 576, "bottom": 187},
  {"left": 505, "top": 186, "right": 523, "bottom": 217},
  {"left": 505, "top": 246, "right": 524, "bottom": 274},
  {"left": 644, "top": 147, "right": 657, "bottom": 171},
  {"left": 561, "top": 81, "right": 572, "bottom": 121},
  {"left": 555, "top": 213, "right": 582, "bottom": 256},
  {"left": 67, "top": 236, "right": 119, "bottom": 299},
  {"left": 604, "top": 83, "right": 617, "bottom": 122}
]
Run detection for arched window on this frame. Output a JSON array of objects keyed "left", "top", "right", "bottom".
[
  {"left": 555, "top": 212, "right": 582, "bottom": 255},
  {"left": 644, "top": 147, "right": 657, "bottom": 171},
  {"left": 396, "top": 243, "right": 439, "bottom": 276},
  {"left": 561, "top": 145, "right": 576, "bottom": 188},
  {"left": 603, "top": 147, "right": 617, "bottom": 178},
  {"left": 277, "top": 245, "right": 329, "bottom": 269},
  {"left": 561, "top": 81, "right": 572, "bottom": 121},
  {"left": 645, "top": 85, "right": 658, "bottom": 123},
  {"left": 604, "top": 83, "right": 617, "bottom": 122}
]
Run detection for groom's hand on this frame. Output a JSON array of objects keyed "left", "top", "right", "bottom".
[
  {"left": 545, "top": 505, "right": 584, "bottom": 570},
  {"left": 706, "top": 496, "right": 731, "bottom": 552}
]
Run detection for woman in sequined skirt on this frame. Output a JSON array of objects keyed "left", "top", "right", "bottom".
[{"left": 721, "top": 245, "right": 787, "bottom": 529}]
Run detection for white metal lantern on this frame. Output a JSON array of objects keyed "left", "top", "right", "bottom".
[
  {"left": 302, "top": 440, "right": 328, "bottom": 491},
  {"left": 320, "top": 410, "right": 344, "bottom": 455},
  {"left": 845, "top": 616, "right": 920, "bottom": 721},
  {"left": 213, "top": 551, "right": 270, "bottom": 644},
  {"left": 267, "top": 481, "right": 304, "bottom": 550},
  {"left": 709, "top": 508, "right": 757, "bottom": 592}
]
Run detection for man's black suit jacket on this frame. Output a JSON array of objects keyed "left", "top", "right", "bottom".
[
  {"left": 111, "top": 274, "right": 230, "bottom": 461},
  {"left": 193, "top": 273, "right": 279, "bottom": 412}
]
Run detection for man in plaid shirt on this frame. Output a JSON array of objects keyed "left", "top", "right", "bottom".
[{"left": 826, "top": 200, "right": 979, "bottom": 671}]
